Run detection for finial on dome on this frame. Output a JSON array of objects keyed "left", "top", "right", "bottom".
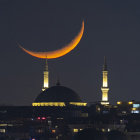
[
  {"left": 45, "top": 58, "right": 48, "bottom": 71},
  {"left": 56, "top": 75, "right": 61, "bottom": 86}
]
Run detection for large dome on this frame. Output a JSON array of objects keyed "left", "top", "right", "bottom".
[
  {"left": 35, "top": 85, "right": 82, "bottom": 102},
  {"left": 32, "top": 85, "right": 87, "bottom": 107}
]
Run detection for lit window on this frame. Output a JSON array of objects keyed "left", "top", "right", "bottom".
[
  {"left": 69, "top": 102, "right": 87, "bottom": 106},
  {"left": 97, "top": 107, "right": 100, "bottom": 111},
  {"left": 48, "top": 120, "right": 51, "bottom": 125},
  {"left": 32, "top": 102, "right": 65, "bottom": 106},
  {"left": 117, "top": 101, "right": 121, "bottom": 105},
  {"left": 128, "top": 102, "right": 133, "bottom": 105},
  {"left": 0, "top": 129, "right": 5, "bottom": 133},
  {"left": 122, "top": 111, "right": 126, "bottom": 114},
  {"left": 52, "top": 129, "right": 56, "bottom": 133},
  {"left": 102, "top": 128, "right": 105, "bottom": 132},
  {"left": 0, "top": 124, "right": 7, "bottom": 126},
  {"left": 37, "top": 117, "right": 41, "bottom": 120},
  {"left": 38, "top": 129, "right": 43, "bottom": 133},
  {"left": 135, "top": 110, "right": 139, "bottom": 113},
  {"left": 133, "top": 104, "right": 140, "bottom": 108},
  {"left": 41, "top": 117, "right": 46, "bottom": 120},
  {"left": 103, "top": 111, "right": 109, "bottom": 114},
  {"left": 131, "top": 110, "right": 139, "bottom": 114},
  {"left": 73, "top": 129, "right": 78, "bottom": 132}
]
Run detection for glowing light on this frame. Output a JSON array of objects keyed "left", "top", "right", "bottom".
[
  {"left": 37, "top": 117, "right": 41, "bottom": 120},
  {"left": 73, "top": 129, "right": 78, "bottom": 132},
  {"left": 32, "top": 102, "right": 87, "bottom": 106},
  {"left": 69, "top": 102, "right": 87, "bottom": 106},
  {"left": 101, "top": 88, "right": 109, "bottom": 102},
  {"left": 102, "top": 71, "right": 108, "bottom": 87},
  {"left": 132, "top": 108, "right": 136, "bottom": 111},
  {"left": 42, "top": 71, "right": 49, "bottom": 91},
  {"left": 0, "top": 124, "right": 13, "bottom": 127},
  {"left": 52, "top": 129, "right": 56, "bottom": 133},
  {"left": 0, "top": 129, "right": 5, "bottom": 133},
  {"left": 19, "top": 21, "right": 84, "bottom": 59},
  {"left": 117, "top": 101, "right": 122, "bottom": 105},
  {"left": 131, "top": 110, "right": 139, "bottom": 113},
  {"left": 102, "top": 128, "right": 105, "bottom": 132},
  {"left": 97, "top": 107, "right": 101, "bottom": 111},
  {"left": 42, "top": 117, "right": 46, "bottom": 120},
  {"left": 101, "top": 101, "right": 109, "bottom": 105},
  {"left": 133, "top": 104, "right": 140, "bottom": 108},
  {"left": 32, "top": 102, "right": 66, "bottom": 107},
  {"left": 101, "top": 69, "right": 109, "bottom": 105},
  {"left": 128, "top": 101, "right": 133, "bottom": 105},
  {"left": 57, "top": 118, "right": 63, "bottom": 120},
  {"left": 108, "top": 128, "right": 110, "bottom": 132}
]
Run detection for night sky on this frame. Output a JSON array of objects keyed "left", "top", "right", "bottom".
[{"left": 1, "top": 0, "right": 140, "bottom": 105}]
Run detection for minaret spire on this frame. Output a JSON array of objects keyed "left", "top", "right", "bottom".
[
  {"left": 45, "top": 58, "right": 48, "bottom": 71},
  {"left": 103, "top": 56, "right": 107, "bottom": 71},
  {"left": 42, "top": 59, "right": 49, "bottom": 91},
  {"left": 101, "top": 56, "right": 109, "bottom": 105}
]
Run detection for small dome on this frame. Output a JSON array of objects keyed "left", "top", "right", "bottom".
[{"left": 34, "top": 85, "right": 82, "bottom": 103}]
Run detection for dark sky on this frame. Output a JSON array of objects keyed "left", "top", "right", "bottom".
[{"left": 0, "top": 0, "right": 140, "bottom": 105}]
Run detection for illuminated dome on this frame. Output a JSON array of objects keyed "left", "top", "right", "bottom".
[{"left": 32, "top": 85, "right": 87, "bottom": 107}]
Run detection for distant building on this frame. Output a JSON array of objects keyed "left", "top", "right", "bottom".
[{"left": 117, "top": 101, "right": 140, "bottom": 115}]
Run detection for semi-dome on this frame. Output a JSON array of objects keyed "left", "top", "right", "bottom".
[{"left": 32, "top": 85, "right": 87, "bottom": 107}]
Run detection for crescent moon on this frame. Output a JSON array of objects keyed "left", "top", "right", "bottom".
[{"left": 19, "top": 21, "right": 84, "bottom": 59}]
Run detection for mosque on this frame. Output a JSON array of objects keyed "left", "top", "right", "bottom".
[
  {"left": 32, "top": 57, "right": 109, "bottom": 107},
  {"left": 32, "top": 59, "right": 87, "bottom": 107}
]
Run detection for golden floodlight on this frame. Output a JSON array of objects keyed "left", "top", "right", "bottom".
[
  {"left": 117, "top": 101, "right": 121, "bottom": 105},
  {"left": 32, "top": 102, "right": 66, "bottom": 107},
  {"left": 19, "top": 21, "right": 84, "bottom": 59},
  {"left": 128, "top": 101, "right": 133, "bottom": 105},
  {"left": 132, "top": 108, "right": 136, "bottom": 111}
]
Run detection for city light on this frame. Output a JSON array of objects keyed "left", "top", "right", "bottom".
[
  {"left": 37, "top": 117, "right": 41, "bottom": 120},
  {"left": 41, "top": 117, "right": 46, "bottom": 120}
]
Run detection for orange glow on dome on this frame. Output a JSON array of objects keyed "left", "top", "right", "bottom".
[{"left": 19, "top": 21, "right": 84, "bottom": 59}]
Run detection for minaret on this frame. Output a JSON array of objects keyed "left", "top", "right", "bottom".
[
  {"left": 101, "top": 57, "right": 109, "bottom": 105},
  {"left": 42, "top": 59, "right": 49, "bottom": 91}
]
